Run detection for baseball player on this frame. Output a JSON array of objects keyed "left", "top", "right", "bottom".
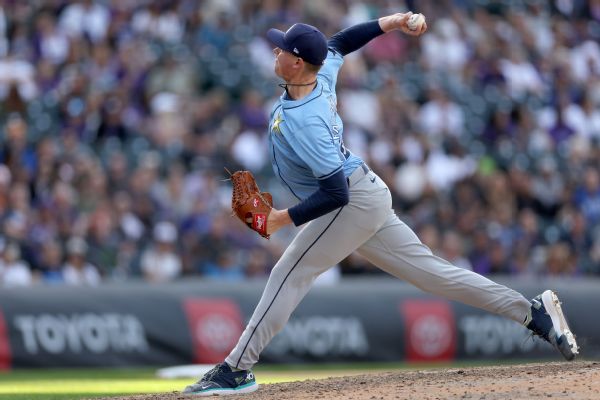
[{"left": 184, "top": 12, "right": 578, "bottom": 396}]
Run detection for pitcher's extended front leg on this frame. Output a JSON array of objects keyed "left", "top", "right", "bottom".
[{"left": 357, "top": 214, "right": 531, "bottom": 323}]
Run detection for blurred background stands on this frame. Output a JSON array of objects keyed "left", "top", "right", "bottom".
[{"left": 0, "top": 0, "right": 600, "bottom": 287}]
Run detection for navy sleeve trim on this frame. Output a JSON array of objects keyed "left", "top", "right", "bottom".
[
  {"left": 288, "top": 169, "right": 349, "bottom": 226},
  {"left": 328, "top": 20, "right": 384, "bottom": 56},
  {"left": 317, "top": 165, "right": 343, "bottom": 180}
]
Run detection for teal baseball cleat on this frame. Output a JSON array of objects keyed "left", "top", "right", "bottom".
[{"left": 183, "top": 362, "right": 258, "bottom": 396}]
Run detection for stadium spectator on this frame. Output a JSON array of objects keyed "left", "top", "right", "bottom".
[
  {"left": 0, "top": 239, "right": 32, "bottom": 287},
  {"left": 140, "top": 221, "right": 182, "bottom": 283},
  {"left": 417, "top": 87, "right": 465, "bottom": 144},
  {"left": 58, "top": 0, "right": 110, "bottom": 43},
  {"left": 62, "top": 236, "right": 101, "bottom": 286},
  {"left": 38, "top": 239, "right": 65, "bottom": 284},
  {"left": 440, "top": 230, "right": 473, "bottom": 271}
]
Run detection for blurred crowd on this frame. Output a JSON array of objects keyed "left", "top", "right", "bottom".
[{"left": 1, "top": 0, "right": 599, "bottom": 287}]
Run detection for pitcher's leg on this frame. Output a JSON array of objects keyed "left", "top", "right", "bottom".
[
  {"left": 225, "top": 247, "right": 319, "bottom": 370},
  {"left": 226, "top": 200, "right": 387, "bottom": 370},
  {"left": 357, "top": 214, "right": 530, "bottom": 323}
]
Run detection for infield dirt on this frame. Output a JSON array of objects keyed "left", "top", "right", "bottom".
[{"left": 98, "top": 361, "right": 600, "bottom": 400}]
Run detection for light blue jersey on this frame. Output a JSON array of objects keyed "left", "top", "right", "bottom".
[{"left": 268, "top": 50, "right": 364, "bottom": 200}]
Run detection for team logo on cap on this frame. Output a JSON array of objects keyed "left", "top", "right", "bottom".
[{"left": 293, "top": 47, "right": 299, "bottom": 54}]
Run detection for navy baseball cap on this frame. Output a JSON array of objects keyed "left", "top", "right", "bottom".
[{"left": 267, "top": 23, "right": 328, "bottom": 66}]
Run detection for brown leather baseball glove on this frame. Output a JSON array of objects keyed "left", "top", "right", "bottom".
[{"left": 230, "top": 170, "right": 273, "bottom": 239}]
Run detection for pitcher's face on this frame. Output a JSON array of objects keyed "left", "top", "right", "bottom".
[{"left": 273, "top": 47, "right": 301, "bottom": 80}]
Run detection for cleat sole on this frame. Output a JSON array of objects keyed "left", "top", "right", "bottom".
[
  {"left": 541, "top": 290, "right": 579, "bottom": 359},
  {"left": 187, "top": 382, "right": 259, "bottom": 397}
]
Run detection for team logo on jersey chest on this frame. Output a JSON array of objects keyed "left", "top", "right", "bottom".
[{"left": 272, "top": 112, "right": 284, "bottom": 135}]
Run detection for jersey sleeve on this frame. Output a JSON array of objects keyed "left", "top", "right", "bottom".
[
  {"left": 288, "top": 116, "right": 344, "bottom": 179},
  {"left": 317, "top": 50, "right": 344, "bottom": 92}
]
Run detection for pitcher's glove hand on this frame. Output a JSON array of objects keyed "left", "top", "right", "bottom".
[{"left": 230, "top": 170, "right": 273, "bottom": 239}]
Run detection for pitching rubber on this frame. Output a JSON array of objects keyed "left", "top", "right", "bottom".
[{"left": 541, "top": 290, "right": 579, "bottom": 359}]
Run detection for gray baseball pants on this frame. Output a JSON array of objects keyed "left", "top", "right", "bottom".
[{"left": 226, "top": 166, "right": 531, "bottom": 370}]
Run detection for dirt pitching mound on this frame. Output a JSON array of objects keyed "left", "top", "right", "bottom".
[{"left": 101, "top": 361, "right": 599, "bottom": 400}]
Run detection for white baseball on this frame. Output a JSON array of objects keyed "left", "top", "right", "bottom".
[{"left": 407, "top": 13, "right": 425, "bottom": 31}]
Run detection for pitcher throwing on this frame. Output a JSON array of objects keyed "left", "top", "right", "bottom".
[{"left": 184, "top": 11, "right": 578, "bottom": 396}]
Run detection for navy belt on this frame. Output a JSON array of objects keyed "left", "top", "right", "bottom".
[{"left": 347, "top": 162, "right": 370, "bottom": 186}]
